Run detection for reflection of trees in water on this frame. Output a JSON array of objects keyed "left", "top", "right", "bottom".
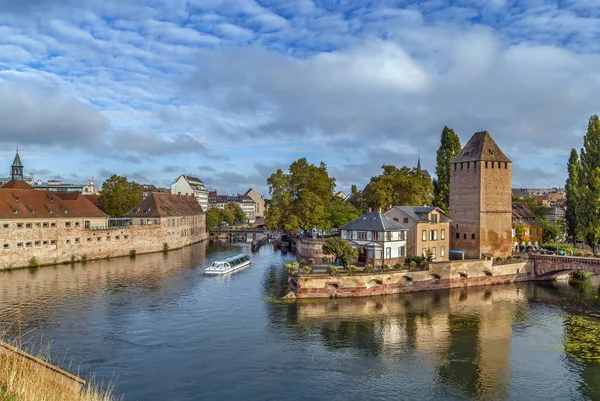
[{"left": 564, "top": 314, "right": 600, "bottom": 400}]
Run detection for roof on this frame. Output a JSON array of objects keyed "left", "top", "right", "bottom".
[
  {"left": 0, "top": 188, "right": 107, "bottom": 218},
  {"left": 178, "top": 175, "right": 207, "bottom": 192},
  {"left": 12, "top": 151, "right": 23, "bottom": 168},
  {"left": 387, "top": 206, "right": 451, "bottom": 223},
  {"left": 84, "top": 194, "right": 102, "bottom": 209},
  {"left": 452, "top": 131, "right": 511, "bottom": 163},
  {"left": 55, "top": 193, "right": 109, "bottom": 217},
  {"left": 341, "top": 212, "right": 407, "bottom": 232},
  {"left": 2, "top": 180, "right": 33, "bottom": 189},
  {"left": 124, "top": 193, "right": 205, "bottom": 218},
  {"left": 512, "top": 202, "right": 541, "bottom": 226},
  {"left": 141, "top": 184, "right": 158, "bottom": 192},
  {"left": 512, "top": 188, "right": 527, "bottom": 198}
]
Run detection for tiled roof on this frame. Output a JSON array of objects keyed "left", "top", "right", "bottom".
[
  {"left": 0, "top": 188, "right": 107, "bottom": 218},
  {"left": 56, "top": 193, "right": 109, "bottom": 217},
  {"left": 2, "top": 180, "right": 33, "bottom": 189},
  {"left": 452, "top": 131, "right": 511, "bottom": 163},
  {"left": 141, "top": 184, "right": 158, "bottom": 192},
  {"left": 124, "top": 193, "right": 205, "bottom": 217},
  {"left": 83, "top": 194, "right": 102, "bottom": 209},
  {"left": 512, "top": 202, "right": 541, "bottom": 226},
  {"left": 12, "top": 152, "right": 23, "bottom": 168},
  {"left": 387, "top": 206, "right": 451, "bottom": 223},
  {"left": 341, "top": 212, "right": 407, "bottom": 232}
]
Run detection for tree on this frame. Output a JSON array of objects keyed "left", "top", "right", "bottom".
[
  {"left": 206, "top": 208, "right": 221, "bottom": 229},
  {"left": 265, "top": 158, "right": 336, "bottom": 233},
  {"left": 433, "top": 126, "right": 462, "bottom": 214},
  {"left": 322, "top": 237, "right": 358, "bottom": 268},
  {"left": 329, "top": 200, "right": 361, "bottom": 229},
  {"left": 224, "top": 202, "right": 247, "bottom": 223},
  {"left": 566, "top": 148, "right": 581, "bottom": 244},
  {"left": 514, "top": 224, "right": 525, "bottom": 246},
  {"left": 99, "top": 175, "right": 142, "bottom": 217},
  {"left": 517, "top": 195, "right": 551, "bottom": 219},
  {"left": 540, "top": 219, "right": 563, "bottom": 243},
  {"left": 578, "top": 115, "right": 600, "bottom": 254},
  {"left": 363, "top": 165, "right": 433, "bottom": 211}
]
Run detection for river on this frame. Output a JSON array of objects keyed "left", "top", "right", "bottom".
[{"left": 1, "top": 242, "right": 600, "bottom": 400}]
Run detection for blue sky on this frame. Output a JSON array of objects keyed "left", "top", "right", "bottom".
[{"left": 1, "top": 0, "right": 599, "bottom": 196}]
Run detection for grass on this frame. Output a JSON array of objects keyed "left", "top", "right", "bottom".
[{"left": 0, "top": 337, "right": 120, "bottom": 401}]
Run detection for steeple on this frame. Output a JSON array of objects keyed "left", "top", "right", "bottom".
[
  {"left": 11, "top": 149, "right": 24, "bottom": 181},
  {"left": 417, "top": 154, "right": 422, "bottom": 171}
]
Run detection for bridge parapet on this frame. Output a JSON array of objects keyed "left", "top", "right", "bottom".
[{"left": 533, "top": 254, "right": 600, "bottom": 277}]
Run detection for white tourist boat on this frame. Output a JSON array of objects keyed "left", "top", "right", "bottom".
[{"left": 204, "top": 254, "right": 252, "bottom": 275}]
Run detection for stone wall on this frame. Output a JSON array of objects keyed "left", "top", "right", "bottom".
[
  {"left": 0, "top": 214, "right": 207, "bottom": 269},
  {"left": 290, "top": 259, "right": 533, "bottom": 298},
  {"left": 295, "top": 238, "right": 328, "bottom": 260}
]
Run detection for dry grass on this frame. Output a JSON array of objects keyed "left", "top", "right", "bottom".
[{"left": 0, "top": 338, "right": 120, "bottom": 401}]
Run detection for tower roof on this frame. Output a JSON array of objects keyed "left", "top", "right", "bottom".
[
  {"left": 451, "top": 131, "right": 511, "bottom": 163},
  {"left": 12, "top": 151, "right": 23, "bottom": 168}
]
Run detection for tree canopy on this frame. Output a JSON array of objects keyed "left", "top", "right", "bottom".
[
  {"left": 565, "top": 148, "right": 581, "bottom": 244},
  {"left": 576, "top": 115, "right": 600, "bottom": 253},
  {"left": 363, "top": 165, "right": 433, "bottom": 211},
  {"left": 322, "top": 237, "right": 357, "bottom": 267},
  {"left": 224, "top": 202, "right": 247, "bottom": 223},
  {"left": 265, "top": 158, "right": 336, "bottom": 233},
  {"left": 328, "top": 199, "right": 361, "bottom": 229},
  {"left": 433, "top": 126, "right": 461, "bottom": 214},
  {"left": 513, "top": 195, "right": 551, "bottom": 219},
  {"left": 206, "top": 207, "right": 237, "bottom": 228},
  {"left": 99, "top": 175, "right": 142, "bottom": 217}
]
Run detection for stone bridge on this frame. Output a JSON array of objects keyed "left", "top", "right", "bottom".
[{"left": 532, "top": 254, "right": 600, "bottom": 277}]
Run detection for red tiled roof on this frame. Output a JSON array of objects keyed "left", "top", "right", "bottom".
[
  {"left": 83, "top": 194, "right": 102, "bottom": 209},
  {"left": 0, "top": 188, "right": 107, "bottom": 219},
  {"left": 2, "top": 180, "right": 33, "bottom": 189},
  {"left": 56, "top": 193, "right": 109, "bottom": 217},
  {"left": 124, "top": 193, "right": 205, "bottom": 217}
]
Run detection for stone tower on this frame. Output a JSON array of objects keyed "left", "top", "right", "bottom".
[
  {"left": 449, "top": 131, "right": 512, "bottom": 259},
  {"left": 11, "top": 150, "right": 23, "bottom": 181}
]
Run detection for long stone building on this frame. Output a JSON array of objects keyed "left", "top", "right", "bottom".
[{"left": 449, "top": 131, "right": 512, "bottom": 259}]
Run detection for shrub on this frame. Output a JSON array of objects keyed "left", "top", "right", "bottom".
[
  {"left": 302, "top": 265, "right": 312, "bottom": 275},
  {"left": 163, "top": 243, "right": 170, "bottom": 253},
  {"left": 307, "top": 258, "right": 315, "bottom": 266},
  {"left": 322, "top": 257, "right": 329, "bottom": 264},
  {"left": 364, "top": 264, "right": 373, "bottom": 273},
  {"left": 348, "top": 265, "right": 358, "bottom": 275},
  {"left": 70, "top": 254, "right": 76, "bottom": 264},
  {"left": 81, "top": 254, "right": 88, "bottom": 263},
  {"left": 300, "top": 259, "right": 308, "bottom": 267},
  {"left": 382, "top": 263, "right": 389, "bottom": 271},
  {"left": 394, "top": 263, "right": 403, "bottom": 270},
  {"left": 28, "top": 257, "right": 39, "bottom": 268},
  {"left": 495, "top": 256, "right": 503, "bottom": 264},
  {"left": 419, "top": 260, "right": 429, "bottom": 269},
  {"left": 328, "top": 265, "right": 338, "bottom": 276},
  {"left": 409, "top": 260, "right": 417, "bottom": 270},
  {"left": 507, "top": 255, "right": 513, "bottom": 261},
  {"left": 129, "top": 249, "right": 137, "bottom": 257},
  {"left": 570, "top": 270, "right": 592, "bottom": 280}
]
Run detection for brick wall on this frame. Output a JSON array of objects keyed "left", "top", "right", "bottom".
[{"left": 0, "top": 214, "right": 207, "bottom": 269}]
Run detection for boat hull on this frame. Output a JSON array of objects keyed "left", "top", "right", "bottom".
[{"left": 204, "top": 260, "right": 251, "bottom": 275}]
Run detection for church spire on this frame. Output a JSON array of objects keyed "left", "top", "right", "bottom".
[
  {"left": 11, "top": 149, "right": 24, "bottom": 181},
  {"left": 417, "top": 154, "right": 422, "bottom": 171}
]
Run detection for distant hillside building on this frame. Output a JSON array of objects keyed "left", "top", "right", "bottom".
[
  {"left": 171, "top": 175, "right": 209, "bottom": 212},
  {"left": 449, "top": 131, "right": 512, "bottom": 259}
]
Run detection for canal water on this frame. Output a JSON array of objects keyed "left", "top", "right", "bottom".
[{"left": 1, "top": 242, "right": 600, "bottom": 400}]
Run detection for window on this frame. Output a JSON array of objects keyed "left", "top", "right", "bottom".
[
  {"left": 35, "top": 223, "right": 40, "bottom": 227},
  {"left": 116, "top": 235, "right": 120, "bottom": 240},
  {"left": 65, "top": 222, "right": 71, "bottom": 227},
  {"left": 357, "top": 231, "right": 367, "bottom": 241},
  {"left": 485, "top": 161, "right": 488, "bottom": 168},
  {"left": 441, "top": 246, "right": 445, "bottom": 257},
  {"left": 432, "top": 247, "right": 436, "bottom": 260},
  {"left": 43, "top": 222, "right": 48, "bottom": 228},
  {"left": 25, "top": 223, "right": 32, "bottom": 228},
  {"left": 430, "top": 230, "right": 437, "bottom": 241},
  {"left": 463, "top": 233, "right": 467, "bottom": 240},
  {"left": 66, "top": 239, "right": 71, "bottom": 244},
  {"left": 386, "top": 232, "right": 392, "bottom": 241},
  {"left": 472, "top": 233, "right": 476, "bottom": 239},
  {"left": 399, "top": 245, "right": 405, "bottom": 257},
  {"left": 441, "top": 229, "right": 445, "bottom": 240},
  {"left": 25, "top": 242, "right": 32, "bottom": 247},
  {"left": 17, "top": 242, "right": 23, "bottom": 248},
  {"left": 75, "top": 238, "right": 80, "bottom": 243},
  {"left": 124, "top": 235, "right": 129, "bottom": 239},
  {"left": 75, "top": 222, "right": 80, "bottom": 227},
  {"left": 422, "top": 248, "right": 427, "bottom": 257},
  {"left": 385, "top": 247, "right": 391, "bottom": 259},
  {"left": 3, "top": 244, "right": 8, "bottom": 249},
  {"left": 400, "top": 231, "right": 406, "bottom": 241},
  {"left": 85, "top": 221, "right": 90, "bottom": 229},
  {"left": 97, "top": 237, "right": 101, "bottom": 241},
  {"left": 154, "top": 219, "right": 158, "bottom": 225},
  {"left": 106, "top": 236, "right": 111, "bottom": 241},
  {"left": 51, "top": 223, "right": 56, "bottom": 227},
  {"left": 35, "top": 241, "right": 40, "bottom": 246},
  {"left": 2, "top": 224, "right": 7, "bottom": 228},
  {"left": 49, "top": 208, "right": 53, "bottom": 214},
  {"left": 87, "top": 238, "right": 92, "bottom": 242},
  {"left": 403, "top": 218, "right": 409, "bottom": 224},
  {"left": 422, "top": 230, "right": 427, "bottom": 241},
  {"left": 43, "top": 240, "right": 48, "bottom": 245},
  {"left": 30, "top": 209, "right": 34, "bottom": 214},
  {"left": 456, "top": 232, "right": 459, "bottom": 239},
  {"left": 17, "top": 223, "right": 23, "bottom": 228},
  {"left": 50, "top": 240, "right": 56, "bottom": 245},
  {"left": 431, "top": 214, "right": 438, "bottom": 224}
]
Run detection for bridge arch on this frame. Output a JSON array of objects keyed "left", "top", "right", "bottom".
[{"left": 533, "top": 255, "right": 600, "bottom": 278}]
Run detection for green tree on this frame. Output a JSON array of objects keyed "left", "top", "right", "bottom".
[
  {"left": 363, "top": 165, "right": 433, "bottom": 211},
  {"left": 220, "top": 208, "right": 235, "bottom": 225},
  {"left": 540, "top": 219, "right": 563, "bottom": 243},
  {"left": 99, "top": 175, "right": 143, "bottom": 217},
  {"left": 322, "top": 237, "right": 358, "bottom": 268},
  {"left": 515, "top": 195, "right": 551, "bottom": 219},
  {"left": 514, "top": 224, "right": 525, "bottom": 246},
  {"left": 206, "top": 208, "right": 221, "bottom": 229},
  {"left": 329, "top": 200, "right": 361, "bottom": 229},
  {"left": 265, "top": 158, "right": 336, "bottom": 233},
  {"left": 578, "top": 115, "right": 600, "bottom": 254},
  {"left": 433, "top": 126, "right": 462, "bottom": 214},
  {"left": 566, "top": 148, "right": 581, "bottom": 244},
  {"left": 224, "top": 202, "right": 247, "bottom": 223}
]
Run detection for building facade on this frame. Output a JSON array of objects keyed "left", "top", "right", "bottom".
[
  {"left": 244, "top": 188, "right": 265, "bottom": 218},
  {"left": 449, "top": 131, "right": 513, "bottom": 259},
  {"left": 207, "top": 192, "right": 257, "bottom": 222},
  {"left": 384, "top": 206, "right": 451, "bottom": 261},
  {"left": 512, "top": 202, "right": 542, "bottom": 250},
  {"left": 171, "top": 175, "right": 209, "bottom": 212},
  {"left": 340, "top": 212, "right": 408, "bottom": 267}
]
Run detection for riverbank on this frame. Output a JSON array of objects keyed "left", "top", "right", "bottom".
[{"left": 288, "top": 259, "right": 533, "bottom": 298}]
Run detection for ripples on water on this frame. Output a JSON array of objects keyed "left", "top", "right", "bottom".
[{"left": 1, "top": 242, "right": 600, "bottom": 400}]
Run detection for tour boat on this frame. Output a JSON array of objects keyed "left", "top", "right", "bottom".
[{"left": 204, "top": 254, "right": 252, "bottom": 275}]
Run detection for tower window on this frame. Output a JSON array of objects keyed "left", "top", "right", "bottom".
[
  {"left": 460, "top": 163, "right": 463, "bottom": 170},
  {"left": 463, "top": 233, "right": 466, "bottom": 240},
  {"left": 485, "top": 161, "right": 488, "bottom": 168},
  {"left": 473, "top": 161, "right": 476, "bottom": 168},
  {"left": 456, "top": 232, "right": 459, "bottom": 239},
  {"left": 491, "top": 162, "right": 495, "bottom": 168},
  {"left": 505, "top": 162, "right": 508, "bottom": 169},
  {"left": 454, "top": 164, "right": 457, "bottom": 170},
  {"left": 472, "top": 233, "right": 476, "bottom": 239}
]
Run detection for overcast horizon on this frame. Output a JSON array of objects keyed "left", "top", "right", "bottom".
[{"left": 1, "top": 0, "right": 598, "bottom": 196}]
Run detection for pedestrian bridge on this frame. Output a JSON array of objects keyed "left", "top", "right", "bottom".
[{"left": 532, "top": 254, "right": 600, "bottom": 277}]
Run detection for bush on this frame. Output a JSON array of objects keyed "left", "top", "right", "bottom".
[
  {"left": 507, "top": 255, "right": 513, "bottom": 261},
  {"left": 286, "top": 262, "right": 300, "bottom": 274},
  {"left": 394, "top": 263, "right": 403, "bottom": 270},
  {"left": 495, "top": 256, "right": 503, "bottom": 264},
  {"left": 364, "top": 264, "right": 373, "bottom": 273},
  {"left": 302, "top": 265, "right": 312, "bottom": 275},
  {"left": 570, "top": 270, "right": 592, "bottom": 280},
  {"left": 328, "top": 265, "right": 338, "bottom": 276},
  {"left": 419, "top": 259, "right": 429, "bottom": 269},
  {"left": 307, "top": 258, "right": 315, "bottom": 266},
  {"left": 129, "top": 249, "right": 137, "bottom": 257},
  {"left": 70, "top": 254, "right": 76, "bottom": 264},
  {"left": 348, "top": 265, "right": 358, "bottom": 275},
  {"left": 163, "top": 243, "right": 169, "bottom": 253},
  {"left": 81, "top": 254, "right": 88, "bottom": 263},
  {"left": 300, "top": 259, "right": 308, "bottom": 267},
  {"left": 28, "top": 257, "right": 39, "bottom": 268},
  {"left": 322, "top": 257, "right": 329, "bottom": 264},
  {"left": 409, "top": 260, "right": 417, "bottom": 270}
]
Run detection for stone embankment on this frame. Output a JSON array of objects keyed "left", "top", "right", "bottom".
[{"left": 289, "top": 259, "right": 533, "bottom": 298}]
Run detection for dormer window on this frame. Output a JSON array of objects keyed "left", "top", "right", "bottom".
[
  {"left": 13, "top": 209, "right": 17, "bottom": 215},
  {"left": 15, "top": 196, "right": 19, "bottom": 201},
  {"left": 49, "top": 208, "right": 53, "bottom": 214},
  {"left": 30, "top": 209, "right": 34, "bottom": 214},
  {"left": 64, "top": 209, "right": 68, "bottom": 214}
]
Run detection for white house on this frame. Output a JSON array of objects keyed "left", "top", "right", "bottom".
[
  {"left": 171, "top": 175, "right": 209, "bottom": 212},
  {"left": 340, "top": 212, "right": 408, "bottom": 267}
]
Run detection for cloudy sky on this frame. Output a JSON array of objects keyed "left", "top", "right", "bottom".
[{"left": 1, "top": 0, "right": 598, "bottom": 196}]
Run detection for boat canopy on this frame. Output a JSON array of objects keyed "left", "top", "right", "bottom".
[{"left": 224, "top": 254, "right": 251, "bottom": 266}]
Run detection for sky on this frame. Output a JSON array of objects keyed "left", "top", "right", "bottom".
[{"left": 1, "top": 0, "right": 599, "bottom": 196}]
